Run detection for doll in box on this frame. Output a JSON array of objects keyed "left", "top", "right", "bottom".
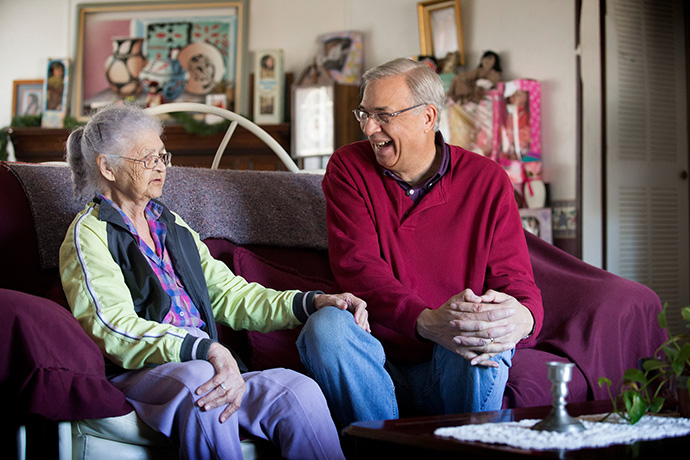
[{"left": 502, "top": 86, "right": 531, "bottom": 160}]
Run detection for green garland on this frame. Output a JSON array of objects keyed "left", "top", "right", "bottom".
[
  {"left": 0, "top": 111, "right": 228, "bottom": 161},
  {"left": 167, "top": 112, "right": 232, "bottom": 136}
]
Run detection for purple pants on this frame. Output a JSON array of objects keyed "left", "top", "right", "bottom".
[{"left": 109, "top": 361, "right": 345, "bottom": 459}]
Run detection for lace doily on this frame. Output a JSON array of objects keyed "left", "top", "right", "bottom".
[{"left": 434, "top": 413, "right": 690, "bottom": 450}]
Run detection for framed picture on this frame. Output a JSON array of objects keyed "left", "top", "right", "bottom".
[
  {"left": 292, "top": 84, "right": 334, "bottom": 158},
  {"left": 42, "top": 58, "right": 71, "bottom": 128},
  {"left": 12, "top": 79, "right": 43, "bottom": 118},
  {"left": 71, "top": 1, "right": 248, "bottom": 120},
  {"left": 417, "top": 0, "right": 465, "bottom": 65},
  {"left": 318, "top": 31, "right": 364, "bottom": 85},
  {"left": 204, "top": 93, "right": 228, "bottom": 124},
  {"left": 519, "top": 208, "right": 553, "bottom": 245},
  {"left": 253, "top": 49, "right": 284, "bottom": 124}
]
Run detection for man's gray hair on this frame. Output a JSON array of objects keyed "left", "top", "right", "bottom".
[{"left": 361, "top": 58, "right": 446, "bottom": 131}]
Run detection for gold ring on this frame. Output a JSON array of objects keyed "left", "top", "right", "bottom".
[{"left": 489, "top": 337, "right": 495, "bottom": 344}]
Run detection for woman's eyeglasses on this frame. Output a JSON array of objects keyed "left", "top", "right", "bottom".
[{"left": 110, "top": 150, "right": 172, "bottom": 169}]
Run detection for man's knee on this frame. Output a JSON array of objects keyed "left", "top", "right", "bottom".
[{"left": 299, "top": 306, "right": 358, "bottom": 350}]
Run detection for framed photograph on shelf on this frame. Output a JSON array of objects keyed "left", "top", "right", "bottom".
[
  {"left": 318, "top": 31, "right": 364, "bottom": 85},
  {"left": 42, "top": 58, "right": 70, "bottom": 128},
  {"left": 417, "top": 0, "right": 465, "bottom": 65},
  {"left": 12, "top": 79, "right": 43, "bottom": 118},
  {"left": 71, "top": 1, "right": 248, "bottom": 120},
  {"left": 253, "top": 49, "right": 284, "bottom": 124},
  {"left": 519, "top": 208, "right": 553, "bottom": 244}
]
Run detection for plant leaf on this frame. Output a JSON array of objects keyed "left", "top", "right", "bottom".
[
  {"left": 623, "top": 368, "right": 646, "bottom": 384},
  {"left": 626, "top": 392, "right": 648, "bottom": 425},
  {"left": 681, "top": 306, "right": 690, "bottom": 323},
  {"left": 648, "top": 396, "right": 665, "bottom": 414},
  {"left": 598, "top": 377, "right": 612, "bottom": 387},
  {"left": 657, "top": 304, "right": 668, "bottom": 330}
]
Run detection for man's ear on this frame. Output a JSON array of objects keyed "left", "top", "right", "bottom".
[
  {"left": 423, "top": 104, "right": 438, "bottom": 133},
  {"left": 96, "top": 154, "right": 116, "bottom": 182}
]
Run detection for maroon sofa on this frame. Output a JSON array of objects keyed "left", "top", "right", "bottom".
[{"left": 1, "top": 161, "right": 667, "bottom": 434}]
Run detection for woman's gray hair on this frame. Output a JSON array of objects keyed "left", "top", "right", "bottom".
[
  {"left": 65, "top": 103, "right": 163, "bottom": 200},
  {"left": 361, "top": 58, "right": 446, "bottom": 131}
]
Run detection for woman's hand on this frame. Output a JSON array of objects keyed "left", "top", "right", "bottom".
[
  {"left": 314, "top": 292, "right": 370, "bottom": 332},
  {"left": 195, "top": 342, "right": 246, "bottom": 423}
]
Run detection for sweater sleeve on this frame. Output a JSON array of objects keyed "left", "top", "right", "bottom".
[
  {"left": 322, "top": 148, "right": 430, "bottom": 341},
  {"left": 482, "top": 171, "right": 544, "bottom": 346}
]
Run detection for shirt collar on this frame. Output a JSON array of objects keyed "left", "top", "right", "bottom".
[
  {"left": 96, "top": 194, "right": 163, "bottom": 234},
  {"left": 382, "top": 131, "right": 450, "bottom": 201}
]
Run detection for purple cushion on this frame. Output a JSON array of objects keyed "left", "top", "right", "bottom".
[
  {"left": 0, "top": 288, "right": 132, "bottom": 422},
  {"left": 0, "top": 165, "right": 56, "bottom": 297},
  {"left": 504, "top": 350, "right": 587, "bottom": 408},
  {"left": 232, "top": 247, "right": 336, "bottom": 372}
]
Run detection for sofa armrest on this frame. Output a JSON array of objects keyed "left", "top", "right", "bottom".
[
  {"left": 0, "top": 288, "right": 132, "bottom": 422},
  {"left": 524, "top": 231, "right": 667, "bottom": 400}
]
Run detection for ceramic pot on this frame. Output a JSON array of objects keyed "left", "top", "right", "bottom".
[
  {"left": 139, "top": 49, "right": 187, "bottom": 103},
  {"left": 104, "top": 37, "right": 147, "bottom": 97}
]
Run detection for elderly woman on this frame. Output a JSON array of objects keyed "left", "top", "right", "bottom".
[{"left": 59, "top": 104, "right": 368, "bottom": 459}]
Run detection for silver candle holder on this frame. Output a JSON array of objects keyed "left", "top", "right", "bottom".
[{"left": 531, "top": 361, "right": 586, "bottom": 433}]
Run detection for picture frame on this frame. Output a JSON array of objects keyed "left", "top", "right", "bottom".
[
  {"left": 72, "top": 1, "right": 248, "bottom": 120},
  {"left": 42, "top": 58, "right": 71, "bottom": 128},
  {"left": 417, "top": 0, "right": 465, "bottom": 65},
  {"left": 519, "top": 207, "right": 553, "bottom": 244},
  {"left": 317, "top": 31, "right": 364, "bottom": 85},
  {"left": 12, "top": 79, "right": 43, "bottom": 118},
  {"left": 253, "top": 49, "right": 284, "bottom": 124}
]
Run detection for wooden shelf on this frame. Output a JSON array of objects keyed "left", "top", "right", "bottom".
[{"left": 9, "top": 123, "right": 293, "bottom": 171}]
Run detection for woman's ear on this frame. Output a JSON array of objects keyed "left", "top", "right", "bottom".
[{"left": 96, "top": 154, "right": 116, "bottom": 182}]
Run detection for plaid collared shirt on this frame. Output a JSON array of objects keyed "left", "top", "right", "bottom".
[{"left": 98, "top": 195, "right": 205, "bottom": 328}]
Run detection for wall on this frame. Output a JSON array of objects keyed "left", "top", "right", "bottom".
[{"left": 0, "top": 0, "right": 589, "bottom": 259}]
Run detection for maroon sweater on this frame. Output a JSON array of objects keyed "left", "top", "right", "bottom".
[{"left": 322, "top": 140, "right": 543, "bottom": 365}]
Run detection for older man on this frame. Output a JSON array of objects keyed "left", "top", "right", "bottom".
[{"left": 297, "top": 58, "right": 543, "bottom": 427}]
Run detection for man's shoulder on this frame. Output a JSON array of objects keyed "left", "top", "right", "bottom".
[{"left": 449, "top": 144, "right": 507, "bottom": 175}]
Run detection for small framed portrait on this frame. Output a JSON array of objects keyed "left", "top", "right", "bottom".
[
  {"left": 519, "top": 207, "right": 553, "bottom": 244},
  {"left": 42, "top": 58, "right": 70, "bottom": 128},
  {"left": 253, "top": 49, "right": 284, "bottom": 124},
  {"left": 12, "top": 79, "right": 44, "bottom": 118},
  {"left": 417, "top": 0, "right": 465, "bottom": 65}
]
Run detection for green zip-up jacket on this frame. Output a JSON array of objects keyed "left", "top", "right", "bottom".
[{"left": 59, "top": 197, "right": 314, "bottom": 371}]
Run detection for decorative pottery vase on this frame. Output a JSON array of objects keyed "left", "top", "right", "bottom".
[
  {"left": 139, "top": 49, "right": 188, "bottom": 103},
  {"left": 104, "top": 37, "right": 147, "bottom": 97}
]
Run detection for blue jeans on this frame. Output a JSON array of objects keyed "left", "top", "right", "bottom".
[{"left": 297, "top": 307, "right": 513, "bottom": 428}]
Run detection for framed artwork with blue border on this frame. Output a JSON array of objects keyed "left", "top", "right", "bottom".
[{"left": 42, "top": 58, "right": 70, "bottom": 128}]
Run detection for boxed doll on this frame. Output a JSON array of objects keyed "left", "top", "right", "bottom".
[
  {"left": 500, "top": 79, "right": 541, "bottom": 161},
  {"left": 446, "top": 82, "right": 504, "bottom": 161}
]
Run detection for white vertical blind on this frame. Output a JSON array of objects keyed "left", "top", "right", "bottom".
[{"left": 606, "top": 0, "right": 689, "bottom": 335}]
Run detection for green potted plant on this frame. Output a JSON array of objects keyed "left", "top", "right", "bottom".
[{"left": 599, "top": 304, "right": 690, "bottom": 424}]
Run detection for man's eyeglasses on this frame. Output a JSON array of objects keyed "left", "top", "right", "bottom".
[
  {"left": 352, "top": 103, "right": 426, "bottom": 126},
  {"left": 110, "top": 150, "right": 172, "bottom": 169}
]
